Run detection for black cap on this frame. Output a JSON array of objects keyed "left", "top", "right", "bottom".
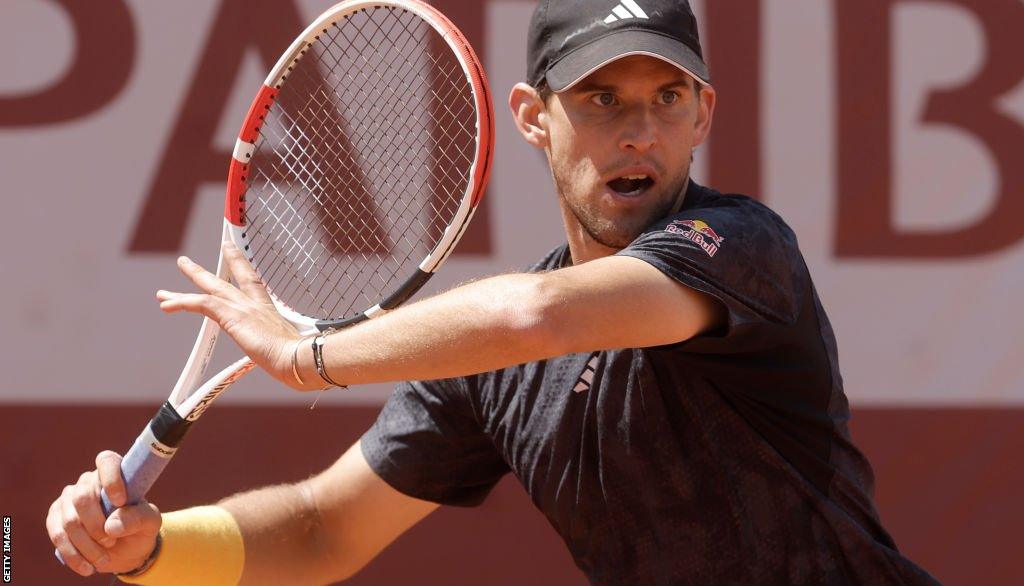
[{"left": 527, "top": 0, "right": 710, "bottom": 92}]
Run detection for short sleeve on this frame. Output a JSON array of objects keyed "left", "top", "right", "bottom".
[
  {"left": 616, "top": 196, "right": 808, "bottom": 353},
  {"left": 360, "top": 377, "right": 510, "bottom": 507}
]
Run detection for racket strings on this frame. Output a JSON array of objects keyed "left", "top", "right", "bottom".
[
  {"left": 254, "top": 18, "right": 470, "bottom": 309},
  {"left": 246, "top": 25, "right": 415, "bottom": 304},
  {"left": 244, "top": 7, "right": 476, "bottom": 320}
]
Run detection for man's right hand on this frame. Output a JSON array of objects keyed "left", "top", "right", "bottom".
[{"left": 46, "top": 451, "right": 162, "bottom": 576}]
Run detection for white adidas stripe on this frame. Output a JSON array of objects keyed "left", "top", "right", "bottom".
[
  {"left": 622, "top": 0, "right": 649, "bottom": 18},
  {"left": 604, "top": 0, "right": 649, "bottom": 23},
  {"left": 612, "top": 5, "right": 632, "bottom": 19}
]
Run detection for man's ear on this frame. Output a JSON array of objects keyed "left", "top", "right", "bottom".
[
  {"left": 691, "top": 83, "right": 716, "bottom": 149},
  {"left": 509, "top": 82, "right": 548, "bottom": 149}
]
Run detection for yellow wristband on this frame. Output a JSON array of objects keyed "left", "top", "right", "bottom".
[{"left": 118, "top": 506, "right": 244, "bottom": 586}]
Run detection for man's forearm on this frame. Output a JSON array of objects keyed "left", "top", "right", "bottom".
[
  {"left": 301, "top": 272, "right": 561, "bottom": 386},
  {"left": 123, "top": 485, "right": 333, "bottom": 586},
  {"left": 218, "top": 483, "right": 336, "bottom": 585}
]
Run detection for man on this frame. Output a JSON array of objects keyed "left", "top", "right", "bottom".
[{"left": 47, "top": 0, "right": 937, "bottom": 583}]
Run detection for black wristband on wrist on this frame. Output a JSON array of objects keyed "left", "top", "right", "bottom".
[
  {"left": 115, "top": 532, "right": 162, "bottom": 578},
  {"left": 312, "top": 334, "right": 346, "bottom": 388}
]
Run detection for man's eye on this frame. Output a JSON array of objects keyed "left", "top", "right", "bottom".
[
  {"left": 660, "top": 91, "right": 679, "bottom": 104},
  {"left": 591, "top": 93, "right": 616, "bottom": 106}
]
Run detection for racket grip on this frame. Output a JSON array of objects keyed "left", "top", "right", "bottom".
[
  {"left": 55, "top": 401, "right": 191, "bottom": 565},
  {"left": 105, "top": 401, "right": 193, "bottom": 513},
  {"left": 100, "top": 427, "right": 172, "bottom": 515}
]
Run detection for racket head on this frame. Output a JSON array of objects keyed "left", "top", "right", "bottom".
[{"left": 223, "top": 0, "right": 494, "bottom": 332}]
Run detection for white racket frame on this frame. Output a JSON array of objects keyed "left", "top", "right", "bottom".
[{"left": 171, "top": 0, "right": 492, "bottom": 421}]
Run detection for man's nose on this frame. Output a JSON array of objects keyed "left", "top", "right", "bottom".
[{"left": 618, "top": 107, "right": 657, "bottom": 153}]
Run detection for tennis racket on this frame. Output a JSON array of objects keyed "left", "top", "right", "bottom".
[{"left": 57, "top": 0, "right": 492, "bottom": 561}]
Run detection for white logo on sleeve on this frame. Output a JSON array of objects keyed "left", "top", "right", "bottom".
[
  {"left": 573, "top": 353, "right": 600, "bottom": 393},
  {"left": 604, "top": 0, "right": 649, "bottom": 23}
]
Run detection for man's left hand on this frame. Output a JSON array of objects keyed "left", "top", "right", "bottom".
[{"left": 156, "top": 241, "right": 315, "bottom": 390}]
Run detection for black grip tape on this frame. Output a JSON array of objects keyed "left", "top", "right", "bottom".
[{"left": 149, "top": 401, "right": 192, "bottom": 448}]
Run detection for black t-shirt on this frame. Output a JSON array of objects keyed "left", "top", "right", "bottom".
[{"left": 361, "top": 181, "right": 938, "bottom": 585}]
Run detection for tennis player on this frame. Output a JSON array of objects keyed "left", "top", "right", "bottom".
[{"left": 48, "top": 0, "right": 938, "bottom": 583}]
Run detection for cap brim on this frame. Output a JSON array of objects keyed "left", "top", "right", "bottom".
[{"left": 545, "top": 30, "right": 711, "bottom": 92}]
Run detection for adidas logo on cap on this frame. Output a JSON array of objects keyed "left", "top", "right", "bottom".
[{"left": 604, "top": 0, "right": 649, "bottom": 23}]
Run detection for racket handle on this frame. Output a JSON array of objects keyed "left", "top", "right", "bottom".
[
  {"left": 106, "top": 400, "right": 193, "bottom": 513},
  {"left": 54, "top": 401, "right": 191, "bottom": 565},
  {"left": 100, "top": 430, "right": 169, "bottom": 514}
]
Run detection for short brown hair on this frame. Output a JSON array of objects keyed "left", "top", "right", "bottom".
[{"left": 535, "top": 80, "right": 554, "bottom": 103}]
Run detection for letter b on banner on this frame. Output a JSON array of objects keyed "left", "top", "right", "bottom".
[{"left": 836, "top": 0, "right": 1024, "bottom": 258}]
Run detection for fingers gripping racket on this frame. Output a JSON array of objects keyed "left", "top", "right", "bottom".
[{"left": 57, "top": 0, "right": 492, "bottom": 561}]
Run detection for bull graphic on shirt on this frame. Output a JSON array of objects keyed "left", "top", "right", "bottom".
[{"left": 664, "top": 219, "right": 724, "bottom": 257}]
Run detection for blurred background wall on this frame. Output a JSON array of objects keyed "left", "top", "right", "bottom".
[{"left": 2, "top": 0, "right": 1022, "bottom": 583}]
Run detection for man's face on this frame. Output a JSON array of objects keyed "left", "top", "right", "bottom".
[{"left": 541, "top": 56, "right": 713, "bottom": 249}]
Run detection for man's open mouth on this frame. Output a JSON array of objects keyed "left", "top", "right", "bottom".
[{"left": 607, "top": 174, "right": 655, "bottom": 197}]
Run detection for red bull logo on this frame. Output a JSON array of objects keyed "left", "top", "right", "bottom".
[{"left": 665, "top": 219, "right": 725, "bottom": 257}]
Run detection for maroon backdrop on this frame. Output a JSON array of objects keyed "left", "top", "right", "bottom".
[{"left": 3, "top": 406, "right": 1022, "bottom": 584}]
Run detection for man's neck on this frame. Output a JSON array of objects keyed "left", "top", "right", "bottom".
[
  {"left": 566, "top": 236, "right": 619, "bottom": 266},
  {"left": 671, "top": 177, "right": 691, "bottom": 215}
]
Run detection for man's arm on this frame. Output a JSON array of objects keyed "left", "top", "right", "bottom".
[
  {"left": 159, "top": 244, "right": 723, "bottom": 389},
  {"left": 304, "top": 255, "right": 723, "bottom": 385},
  {"left": 46, "top": 443, "right": 438, "bottom": 583},
  {"left": 230, "top": 441, "right": 438, "bottom": 584}
]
